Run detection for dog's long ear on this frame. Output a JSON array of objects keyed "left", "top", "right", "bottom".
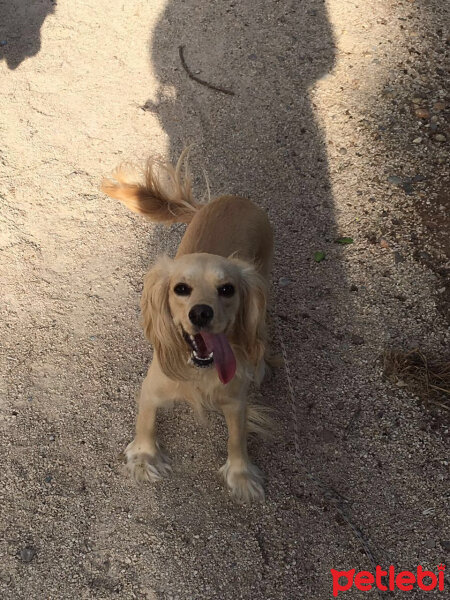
[
  {"left": 232, "top": 260, "right": 267, "bottom": 367},
  {"left": 141, "top": 256, "right": 188, "bottom": 380}
]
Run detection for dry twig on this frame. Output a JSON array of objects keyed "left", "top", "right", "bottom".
[{"left": 178, "top": 45, "right": 235, "bottom": 96}]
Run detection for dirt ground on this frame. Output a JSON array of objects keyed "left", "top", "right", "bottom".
[{"left": 1, "top": 1, "right": 449, "bottom": 599}]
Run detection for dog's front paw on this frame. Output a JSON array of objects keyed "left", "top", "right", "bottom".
[
  {"left": 219, "top": 460, "right": 265, "bottom": 503},
  {"left": 124, "top": 440, "right": 172, "bottom": 482}
]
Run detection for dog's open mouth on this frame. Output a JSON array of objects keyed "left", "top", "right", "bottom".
[
  {"left": 183, "top": 330, "right": 236, "bottom": 384},
  {"left": 184, "top": 331, "right": 214, "bottom": 367}
]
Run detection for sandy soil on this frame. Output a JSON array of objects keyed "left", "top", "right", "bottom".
[{"left": 1, "top": 1, "right": 449, "bottom": 598}]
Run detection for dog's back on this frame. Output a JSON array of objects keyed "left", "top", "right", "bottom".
[
  {"left": 102, "top": 153, "right": 273, "bottom": 277},
  {"left": 177, "top": 195, "right": 273, "bottom": 278}
]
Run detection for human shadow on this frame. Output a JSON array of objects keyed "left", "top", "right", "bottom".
[
  {"left": 0, "top": 0, "right": 55, "bottom": 70},
  {"left": 140, "top": 2, "right": 368, "bottom": 597},
  {"left": 147, "top": 1, "right": 341, "bottom": 463}
]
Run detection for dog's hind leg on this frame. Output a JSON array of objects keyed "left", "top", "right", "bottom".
[{"left": 125, "top": 361, "right": 176, "bottom": 482}]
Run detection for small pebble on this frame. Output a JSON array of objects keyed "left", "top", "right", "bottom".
[
  {"left": 393, "top": 251, "right": 405, "bottom": 264},
  {"left": 387, "top": 175, "right": 402, "bottom": 185},
  {"left": 49, "top": 434, "right": 55, "bottom": 441},
  {"left": 414, "top": 108, "right": 429, "bottom": 119},
  {"left": 418, "top": 250, "right": 432, "bottom": 261},
  {"left": 412, "top": 174, "right": 425, "bottom": 182},
  {"left": 279, "top": 277, "right": 292, "bottom": 287},
  {"left": 350, "top": 334, "right": 364, "bottom": 346},
  {"left": 412, "top": 137, "right": 422, "bottom": 144},
  {"left": 20, "top": 547, "right": 36, "bottom": 563},
  {"left": 401, "top": 181, "right": 414, "bottom": 195},
  {"left": 435, "top": 134, "right": 446, "bottom": 142}
]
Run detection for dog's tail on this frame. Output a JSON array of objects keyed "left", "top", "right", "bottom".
[
  {"left": 101, "top": 148, "right": 201, "bottom": 224},
  {"left": 246, "top": 404, "right": 277, "bottom": 438}
]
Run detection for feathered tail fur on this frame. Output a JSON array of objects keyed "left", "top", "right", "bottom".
[{"left": 101, "top": 148, "right": 201, "bottom": 224}]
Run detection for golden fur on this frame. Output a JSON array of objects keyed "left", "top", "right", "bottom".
[{"left": 101, "top": 154, "right": 274, "bottom": 502}]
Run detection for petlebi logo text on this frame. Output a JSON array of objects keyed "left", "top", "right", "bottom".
[{"left": 330, "top": 564, "right": 445, "bottom": 597}]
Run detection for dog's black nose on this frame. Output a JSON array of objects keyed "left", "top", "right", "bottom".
[{"left": 189, "top": 304, "right": 214, "bottom": 328}]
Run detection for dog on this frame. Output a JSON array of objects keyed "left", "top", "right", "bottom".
[{"left": 101, "top": 152, "right": 274, "bottom": 502}]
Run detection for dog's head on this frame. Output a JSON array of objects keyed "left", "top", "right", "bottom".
[{"left": 141, "top": 253, "right": 267, "bottom": 384}]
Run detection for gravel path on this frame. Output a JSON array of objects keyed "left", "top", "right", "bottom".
[{"left": 1, "top": 1, "right": 448, "bottom": 598}]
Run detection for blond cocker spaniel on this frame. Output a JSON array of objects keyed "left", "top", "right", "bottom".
[{"left": 102, "top": 153, "right": 274, "bottom": 502}]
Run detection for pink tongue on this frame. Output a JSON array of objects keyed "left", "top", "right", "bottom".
[{"left": 199, "top": 332, "right": 236, "bottom": 384}]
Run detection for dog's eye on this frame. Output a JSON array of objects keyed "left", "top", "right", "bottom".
[
  {"left": 217, "top": 283, "right": 235, "bottom": 298},
  {"left": 174, "top": 283, "right": 192, "bottom": 296}
]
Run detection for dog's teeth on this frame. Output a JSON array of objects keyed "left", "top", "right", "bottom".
[{"left": 192, "top": 350, "right": 213, "bottom": 363}]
